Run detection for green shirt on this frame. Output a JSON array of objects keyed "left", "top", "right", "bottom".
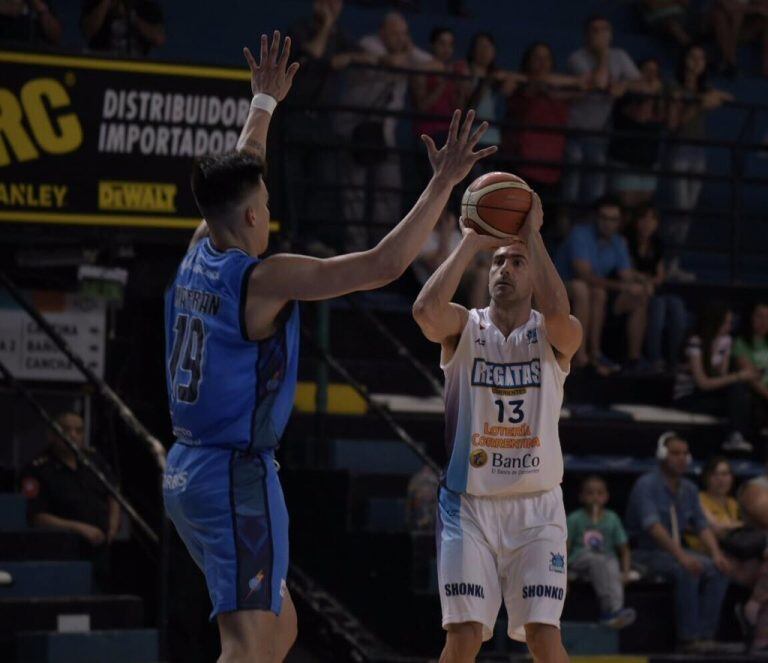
[
  {"left": 733, "top": 336, "right": 768, "bottom": 386},
  {"left": 567, "top": 507, "right": 628, "bottom": 561}
]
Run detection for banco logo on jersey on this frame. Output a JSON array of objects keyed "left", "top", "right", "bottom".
[
  {"left": 470, "top": 449, "right": 488, "bottom": 468},
  {"left": 444, "top": 582, "right": 485, "bottom": 598},
  {"left": 522, "top": 584, "right": 564, "bottom": 600},
  {"left": 471, "top": 358, "right": 541, "bottom": 389}
]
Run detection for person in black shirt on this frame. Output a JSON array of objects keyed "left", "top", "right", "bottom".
[
  {"left": 80, "top": 0, "right": 164, "bottom": 56},
  {"left": 625, "top": 204, "right": 688, "bottom": 370},
  {"left": 0, "top": 0, "right": 61, "bottom": 46},
  {"left": 19, "top": 411, "right": 120, "bottom": 587}
]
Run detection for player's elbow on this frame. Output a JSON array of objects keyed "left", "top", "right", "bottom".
[
  {"left": 412, "top": 299, "right": 445, "bottom": 342},
  {"left": 369, "top": 249, "right": 403, "bottom": 287}
]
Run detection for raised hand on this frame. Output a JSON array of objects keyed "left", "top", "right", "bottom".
[
  {"left": 421, "top": 109, "right": 498, "bottom": 186},
  {"left": 460, "top": 216, "right": 520, "bottom": 253},
  {"left": 519, "top": 192, "right": 543, "bottom": 238},
  {"left": 243, "top": 30, "right": 300, "bottom": 101}
]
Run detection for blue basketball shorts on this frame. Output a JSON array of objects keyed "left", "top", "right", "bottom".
[{"left": 163, "top": 443, "right": 289, "bottom": 619}]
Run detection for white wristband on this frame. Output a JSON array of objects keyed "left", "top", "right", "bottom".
[{"left": 251, "top": 94, "right": 277, "bottom": 115}]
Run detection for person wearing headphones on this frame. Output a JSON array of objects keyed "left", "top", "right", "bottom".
[{"left": 625, "top": 431, "right": 731, "bottom": 654}]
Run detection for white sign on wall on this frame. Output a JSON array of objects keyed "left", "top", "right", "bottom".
[{"left": 0, "top": 293, "right": 106, "bottom": 382}]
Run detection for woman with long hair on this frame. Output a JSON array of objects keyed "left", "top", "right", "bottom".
[{"left": 674, "top": 302, "right": 758, "bottom": 452}]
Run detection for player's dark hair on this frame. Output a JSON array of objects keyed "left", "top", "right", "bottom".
[
  {"left": 430, "top": 26, "right": 453, "bottom": 44},
  {"left": 579, "top": 474, "right": 607, "bottom": 494},
  {"left": 520, "top": 42, "right": 555, "bottom": 74},
  {"left": 592, "top": 194, "right": 622, "bottom": 214},
  {"left": 190, "top": 152, "right": 264, "bottom": 220}
]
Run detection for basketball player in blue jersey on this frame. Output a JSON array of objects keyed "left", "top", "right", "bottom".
[
  {"left": 162, "top": 31, "right": 498, "bottom": 663},
  {"left": 412, "top": 195, "right": 583, "bottom": 663}
]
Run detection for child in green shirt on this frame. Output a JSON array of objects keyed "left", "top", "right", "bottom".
[{"left": 567, "top": 475, "right": 636, "bottom": 629}]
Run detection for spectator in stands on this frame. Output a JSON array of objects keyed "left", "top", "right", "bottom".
[
  {"left": 411, "top": 27, "right": 467, "bottom": 191},
  {"left": 412, "top": 207, "right": 489, "bottom": 308},
  {"left": 502, "top": 42, "right": 584, "bottom": 241},
  {"left": 608, "top": 58, "right": 666, "bottom": 210},
  {"left": 556, "top": 195, "right": 650, "bottom": 375},
  {"left": 567, "top": 475, "right": 636, "bottom": 629},
  {"left": 625, "top": 432, "right": 730, "bottom": 654},
  {"left": 286, "top": 0, "right": 370, "bottom": 251},
  {"left": 673, "top": 302, "right": 758, "bottom": 452},
  {"left": 625, "top": 203, "right": 687, "bottom": 371},
  {"left": 734, "top": 302, "right": 768, "bottom": 430},
  {"left": 709, "top": 0, "right": 768, "bottom": 77},
  {"left": 81, "top": 0, "right": 165, "bottom": 56},
  {"left": 19, "top": 411, "right": 120, "bottom": 589},
  {"left": 406, "top": 463, "right": 439, "bottom": 593},
  {"left": 564, "top": 15, "right": 641, "bottom": 204},
  {"left": 737, "top": 466, "right": 768, "bottom": 653},
  {"left": 639, "top": 0, "right": 693, "bottom": 47},
  {"left": 459, "top": 32, "right": 522, "bottom": 157},
  {"left": 0, "top": 0, "right": 61, "bottom": 45},
  {"left": 666, "top": 44, "right": 733, "bottom": 281},
  {"left": 334, "top": 11, "right": 433, "bottom": 249},
  {"left": 412, "top": 27, "right": 467, "bottom": 146}
]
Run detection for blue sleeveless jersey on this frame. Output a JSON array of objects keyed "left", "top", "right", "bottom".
[{"left": 164, "top": 238, "right": 299, "bottom": 450}]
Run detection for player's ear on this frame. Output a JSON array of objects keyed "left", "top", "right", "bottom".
[{"left": 244, "top": 206, "right": 257, "bottom": 227}]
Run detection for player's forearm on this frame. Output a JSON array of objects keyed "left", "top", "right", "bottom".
[
  {"left": 414, "top": 236, "right": 480, "bottom": 315},
  {"left": 368, "top": 174, "right": 453, "bottom": 282},
  {"left": 526, "top": 230, "right": 570, "bottom": 321},
  {"left": 235, "top": 106, "right": 273, "bottom": 160}
]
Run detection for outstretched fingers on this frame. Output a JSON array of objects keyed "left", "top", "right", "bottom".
[
  {"left": 243, "top": 47, "right": 258, "bottom": 72},
  {"left": 468, "top": 121, "right": 489, "bottom": 148},
  {"left": 421, "top": 133, "right": 438, "bottom": 160},
  {"left": 472, "top": 145, "right": 498, "bottom": 161},
  {"left": 458, "top": 109, "right": 475, "bottom": 144},
  {"left": 279, "top": 35, "right": 292, "bottom": 68},
  {"left": 259, "top": 33, "right": 269, "bottom": 67},
  {"left": 447, "top": 109, "right": 461, "bottom": 144},
  {"left": 270, "top": 30, "right": 280, "bottom": 65}
]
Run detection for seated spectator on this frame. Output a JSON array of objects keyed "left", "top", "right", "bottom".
[
  {"left": 502, "top": 42, "right": 583, "bottom": 240},
  {"left": 734, "top": 302, "right": 768, "bottom": 431},
  {"left": 625, "top": 432, "right": 730, "bottom": 654},
  {"left": 709, "top": 0, "right": 768, "bottom": 77},
  {"left": 0, "top": 0, "right": 61, "bottom": 45},
  {"left": 81, "top": 0, "right": 165, "bottom": 56},
  {"left": 405, "top": 463, "right": 439, "bottom": 592},
  {"left": 412, "top": 208, "right": 489, "bottom": 309},
  {"left": 608, "top": 58, "right": 666, "bottom": 209},
  {"left": 567, "top": 475, "right": 636, "bottom": 629},
  {"left": 666, "top": 44, "right": 733, "bottom": 281},
  {"left": 334, "top": 11, "right": 432, "bottom": 250},
  {"left": 286, "top": 0, "right": 369, "bottom": 250},
  {"left": 737, "top": 475, "right": 768, "bottom": 660},
  {"left": 673, "top": 302, "right": 758, "bottom": 452},
  {"left": 625, "top": 203, "right": 687, "bottom": 371},
  {"left": 565, "top": 14, "right": 641, "bottom": 204},
  {"left": 639, "top": 0, "right": 693, "bottom": 47},
  {"left": 555, "top": 195, "right": 649, "bottom": 374},
  {"left": 19, "top": 411, "right": 120, "bottom": 589},
  {"left": 459, "top": 32, "right": 522, "bottom": 156}
]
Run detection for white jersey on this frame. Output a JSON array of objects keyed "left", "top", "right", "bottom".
[{"left": 441, "top": 308, "right": 567, "bottom": 496}]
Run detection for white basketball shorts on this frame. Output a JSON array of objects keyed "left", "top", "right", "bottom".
[{"left": 437, "top": 484, "right": 567, "bottom": 642}]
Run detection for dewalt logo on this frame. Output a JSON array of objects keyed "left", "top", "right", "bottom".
[
  {"left": 0, "top": 77, "right": 83, "bottom": 167},
  {"left": 99, "top": 181, "right": 177, "bottom": 213}
]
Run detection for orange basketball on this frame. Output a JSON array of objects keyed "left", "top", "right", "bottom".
[{"left": 460, "top": 171, "right": 533, "bottom": 237}]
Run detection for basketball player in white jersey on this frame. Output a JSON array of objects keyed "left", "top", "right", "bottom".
[{"left": 412, "top": 194, "right": 582, "bottom": 663}]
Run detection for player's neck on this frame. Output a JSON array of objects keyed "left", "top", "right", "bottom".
[
  {"left": 488, "top": 300, "right": 531, "bottom": 338},
  {"left": 209, "top": 228, "right": 257, "bottom": 257}
]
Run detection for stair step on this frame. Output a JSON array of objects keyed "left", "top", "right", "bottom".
[
  {"left": 0, "top": 562, "right": 92, "bottom": 598},
  {"left": 0, "top": 531, "right": 82, "bottom": 561},
  {"left": 0, "top": 495, "right": 27, "bottom": 530},
  {"left": 0, "top": 595, "right": 144, "bottom": 636},
  {"left": 16, "top": 629, "right": 158, "bottom": 663}
]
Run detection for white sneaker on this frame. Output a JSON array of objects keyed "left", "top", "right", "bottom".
[
  {"left": 0, "top": 570, "right": 12, "bottom": 586},
  {"left": 600, "top": 607, "right": 637, "bottom": 629},
  {"left": 722, "top": 432, "right": 754, "bottom": 453}
]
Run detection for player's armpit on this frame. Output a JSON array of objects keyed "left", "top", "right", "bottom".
[
  {"left": 412, "top": 301, "right": 468, "bottom": 345},
  {"left": 543, "top": 313, "right": 582, "bottom": 365}
]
